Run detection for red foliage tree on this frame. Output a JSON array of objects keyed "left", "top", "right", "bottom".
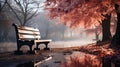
[
  {"left": 44, "top": 0, "right": 120, "bottom": 43},
  {"left": 44, "top": 0, "right": 116, "bottom": 27}
]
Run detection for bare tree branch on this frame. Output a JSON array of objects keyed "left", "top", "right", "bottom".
[
  {"left": 6, "top": 0, "right": 41, "bottom": 26},
  {"left": 6, "top": 0, "right": 22, "bottom": 25},
  {"left": 0, "top": 0, "right": 7, "bottom": 12},
  {"left": 24, "top": 9, "right": 38, "bottom": 25},
  {"left": 14, "top": 0, "right": 25, "bottom": 16}
]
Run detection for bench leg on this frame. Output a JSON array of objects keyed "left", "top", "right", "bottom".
[
  {"left": 34, "top": 43, "right": 40, "bottom": 50},
  {"left": 16, "top": 44, "right": 21, "bottom": 51},
  {"left": 14, "top": 45, "right": 23, "bottom": 55},
  {"left": 34, "top": 42, "right": 50, "bottom": 50},
  {"left": 27, "top": 45, "right": 35, "bottom": 54},
  {"left": 29, "top": 45, "right": 32, "bottom": 51},
  {"left": 44, "top": 43, "right": 50, "bottom": 50}
]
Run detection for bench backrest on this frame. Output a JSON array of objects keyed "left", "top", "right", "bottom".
[{"left": 13, "top": 24, "right": 41, "bottom": 40}]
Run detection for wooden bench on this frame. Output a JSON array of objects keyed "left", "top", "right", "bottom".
[{"left": 12, "top": 23, "right": 52, "bottom": 54}]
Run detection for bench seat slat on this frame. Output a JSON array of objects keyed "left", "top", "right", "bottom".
[
  {"left": 34, "top": 39, "right": 52, "bottom": 42},
  {"left": 18, "top": 29, "right": 40, "bottom": 35}
]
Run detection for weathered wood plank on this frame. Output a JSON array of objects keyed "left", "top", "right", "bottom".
[
  {"left": 18, "top": 29, "right": 40, "bottom": 35},
  {"left": 34, "top": 39, "right": 52, "bottom": 42},
  {"left": 19, "top": 34, "right": 40, "bottom": 39},
  {"left": 18, "top": 26, "right": 39, "bottom": 31}
]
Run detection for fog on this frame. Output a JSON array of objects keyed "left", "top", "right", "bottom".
[{"left": 0, "top": 12, "right": 96, "bottom": 52}]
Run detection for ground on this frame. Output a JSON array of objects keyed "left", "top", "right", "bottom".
[{"left": 0, "top": 42, "right": 119, "bottom": 67}]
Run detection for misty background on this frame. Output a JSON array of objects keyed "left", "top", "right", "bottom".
[
  {"left": 0, "top": 0, "right": 98, "bottom": 53},
  {"left": 0, "top": 11, "right": 96, "bottom": 53}
]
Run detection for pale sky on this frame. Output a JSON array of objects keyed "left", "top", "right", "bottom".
[
  {"left": 38, "top": 0, "right": 45, "bottom": 12},
  {"left": 40, "top": 0, "right": 45, "bottom": 2},
  {"left": 29, "top": 0, "right": 45, "bottom": 12}
]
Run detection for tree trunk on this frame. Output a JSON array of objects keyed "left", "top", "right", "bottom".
[
  {"left": 102, "top": 15, "right": 112, "bottom": 42},
  {"left": 111, "top": 4, "right": 120, "bottom": 47},
  {"left": 111, "top": 14, "right": 120, "bottom": 46}
]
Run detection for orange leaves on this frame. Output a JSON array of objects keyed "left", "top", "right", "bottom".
[{"left": 44, "top": 0, "right": 117, "bottom": 28}]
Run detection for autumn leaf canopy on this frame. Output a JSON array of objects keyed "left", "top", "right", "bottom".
[{"left": 44, "top": 0, "right": 120, "bottom": 28}]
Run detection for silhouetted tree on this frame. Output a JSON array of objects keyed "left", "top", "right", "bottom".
[
  {"left": 111, "top": 4, "right": 120, "bottom": 46},
  {"left": 6, "top": 0, "right": 41, "bottom": 26},
  {"left": 101, "top": 15, "right": 112, "bottom": 42}
]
